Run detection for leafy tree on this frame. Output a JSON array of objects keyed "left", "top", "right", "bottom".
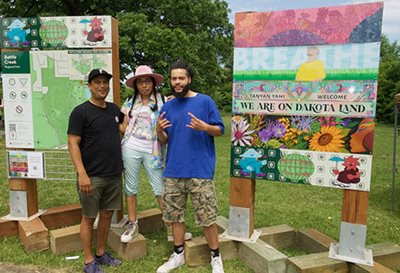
[
  {"left": 0, "top": 0, "right": 137, "bottom": 17},
  {"left": 0, "top": 0, "right": 234, "bottom": 107},
  {"left": 377, "top": 35, "right": 400, "bottom": 123},
  {"left": 116, "top": 0, "right": 233, "bottom": 104}
]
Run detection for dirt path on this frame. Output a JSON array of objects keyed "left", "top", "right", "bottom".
[{"left": 0, "top": 263, "right": 69, "bottom": 273}]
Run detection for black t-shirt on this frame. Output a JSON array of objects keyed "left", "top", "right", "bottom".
[{"left": 67, "top": 101, "right": 123, "bottom": 177}]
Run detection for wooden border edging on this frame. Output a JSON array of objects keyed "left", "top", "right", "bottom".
[
  {"left": 215, "top": 216, "right": 400, "bottom": 273},
  {"left": 40, "top": 204, "right": 82, "bottom": 230}
]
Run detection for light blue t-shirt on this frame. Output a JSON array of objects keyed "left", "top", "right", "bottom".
[{"left": 161, "top": 93, "right": 225, "bottom": 179}]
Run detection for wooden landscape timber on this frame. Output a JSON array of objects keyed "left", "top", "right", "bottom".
[
  {"left": 50, "top": 224, "right": 98, "bottom": 255},
  {"left": 107, "top": 229, "right": 147, "bottom": 260},
  {"left": 47, "top": 208, "right": 163, "bottom": 258},
  {"left": 212, "top": 216, "right": 400, "bottom": 273},
  {"left": 18, "top": 217, "right": 49, "bottom": 252}
]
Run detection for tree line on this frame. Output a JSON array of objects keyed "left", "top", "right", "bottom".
[{"left": 0, "top": 0, "right": 399, "bottom": 123}]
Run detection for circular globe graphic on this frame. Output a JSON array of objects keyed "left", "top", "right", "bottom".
[
  {"left": 278, "top": 154, "right": 315, "bottom": 182},
  {"left": 40, "top": 20, "right": 69, "bottom": 46}
]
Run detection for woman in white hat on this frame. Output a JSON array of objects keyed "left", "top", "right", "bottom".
[{"left": 120, "top": 65, "right": 191, "bottom": 243}]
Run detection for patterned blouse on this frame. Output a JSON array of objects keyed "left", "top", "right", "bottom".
[{"left": 121, "top": 93, "right": 165, "bottom": 169}]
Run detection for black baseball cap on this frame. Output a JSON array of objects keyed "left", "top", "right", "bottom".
[{"left": 87, "top": 69, "right": 112, "bottom": 83}]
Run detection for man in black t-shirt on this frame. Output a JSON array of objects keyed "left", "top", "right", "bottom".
[{"left": 68, "top": 69, "right": 124, "bottom": 273}]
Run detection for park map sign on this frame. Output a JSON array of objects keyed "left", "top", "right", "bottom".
[
  {"left": 1, "top": 16, "right": 114, "bottom": 149},
  {"left": 230, "top": 2, "right": 383, "bottom": 192}
]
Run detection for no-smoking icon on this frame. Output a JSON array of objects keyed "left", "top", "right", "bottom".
[{"left": 15, "top": 105, "right": 23, "bottom": 114}]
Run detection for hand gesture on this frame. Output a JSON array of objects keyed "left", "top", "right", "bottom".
[
  {"left": 157, "top": 112, "right": 172, "bottom": 134},
  {"left": 186, "top": 112, "right": 209, "bottom": 131}
]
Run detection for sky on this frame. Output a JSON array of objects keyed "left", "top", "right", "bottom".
[{"left": 226, "top": 0, "right": 399, "bottom": 42}]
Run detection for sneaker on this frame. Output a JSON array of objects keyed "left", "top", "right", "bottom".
[
  {"left": 167, "top": 232, "right": 193, "bottom": 242},
  {"left": 121, "top": 221, "right": 139, "bottom": 243},
  {"left": 83, "top": 261, "right": 103, "bottom": 273},
  {"left": 156, "top": 251, "right": 185, "bottom": 273},
  {"left": 94, "top": 252, "right": 122, "bottom": 267},
  {"left": 211, "top": 255, "right": 224, "bottom": 273}
]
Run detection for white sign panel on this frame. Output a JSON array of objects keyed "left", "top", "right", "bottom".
[{"left": 2, "top": 74, "right": 34, "bottom": 148}]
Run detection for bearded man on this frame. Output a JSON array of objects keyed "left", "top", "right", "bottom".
[{"left": 156, "top": 60, "right": 225, "bottom": 273}]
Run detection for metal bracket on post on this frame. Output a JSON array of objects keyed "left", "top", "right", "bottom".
[
  {"left": 220, "top": 206, "right": 261, "bottom": 243},
  {"left": 10, "top": 191, "right": 28, "bottom": 218},
  {"left": 329, "top": 222, "right": 373, "bottom": 266},
  {"left": 1, "top": 190, "right": 45, "bottom": 221}
]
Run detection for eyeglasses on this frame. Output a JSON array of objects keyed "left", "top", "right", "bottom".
[{"left": 137, "top": 79, "right": 153, "bottom": 85}]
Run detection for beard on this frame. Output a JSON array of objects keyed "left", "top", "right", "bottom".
[{"left": 170, "top": 83, "right": 191, "bottom": 98}]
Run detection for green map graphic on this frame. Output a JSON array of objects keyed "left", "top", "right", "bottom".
[{"left": 30, "top": 50, "right": 112, "bottom": 149}]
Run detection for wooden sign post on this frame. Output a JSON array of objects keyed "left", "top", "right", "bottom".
[
  {"left": 8, "top": 178, "right": 39, "bottom": 218},
  {"left": 0, "top": 16, "right": 123, "bottom": 249},
  {"left": 229, "top": 177, "right": 255, "bottom": 237},
  {"left": 222, "top": 177, "right": 260, "bottom": 242},
  {"left": 329, "top": 190, "right": 373, "bottom": 266},
  {"left": 227, "top": 1, "right": 384, "bottom": 268}
]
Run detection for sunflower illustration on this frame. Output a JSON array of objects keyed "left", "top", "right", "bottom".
[{"left": 309, "top": 126, "right": 345, "bottom": 152}]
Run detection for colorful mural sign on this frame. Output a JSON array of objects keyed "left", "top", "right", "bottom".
[
  {"left": 0, "top": 18, "right": 41, "bottom": 48},
  {"left": 234, "top": 80, "right": 377, "bottom": 101},
  {"left": 231, "top": 115, "right": 374, "bottom": 154},
  {"left": 230, "top": 147, "right": 372, "bottom": 191},
  {"left": 234, "top": 43, "right": 380, "bottom": 81},
  {"left": 233, "top": 80, "right": 377, "bottom": 117},
  {"left": 234, "top": 2, "right": 383, "bottom": 47},
  {"left": 0, "top": 16, "right": 112, "bottom": 49},
  {"left": 231, "top": 2, "right": 383, "bottom": 191}
]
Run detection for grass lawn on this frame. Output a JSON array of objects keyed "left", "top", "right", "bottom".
[{"left": 0, "top": 114, "right": 399, "bottom": 272}]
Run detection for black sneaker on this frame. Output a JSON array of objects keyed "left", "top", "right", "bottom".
[
  {"left": 83, "top": 261, "right": 103, "bottom": 273},
  {"left": 94, "top": 253, "right": 122, "bottom": 266}
]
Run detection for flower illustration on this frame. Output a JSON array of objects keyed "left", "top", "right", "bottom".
[
  {"left": 309, "top": 126, "right": 345, "bottom": 152},
  {"left": 271, "top": 122, "right": 286, "bottom": 138},
  {"left": 258, "top": 127, "right": 273, "bottom": 142},
  {"left": 232, "top": 115, "right": 244, "bottom": 124},
  {"left": 232, "top": 119, "right": 255, "bottom": 146},
  {"left": 291, "top": 116, "right": 317, "bottom": 131},
  {"left": 318, "top": 117, "right": 337, "bottom": 127},
  {"left": 258, "top": 121, "right": 287, "bottom": 143},
  {"left": 278, "top": 117, "right": 290, "bottom": 129},
  {"left": 282, "top": 127, "right": 303, "bottom": 148}
]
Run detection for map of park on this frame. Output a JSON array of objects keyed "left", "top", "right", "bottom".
[{"left": 30, "top": 50, "right": 113, "bottom": 149}]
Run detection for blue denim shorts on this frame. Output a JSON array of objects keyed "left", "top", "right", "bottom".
[{"left": 122, "top": 146, "right": 164, "bottom": 196}]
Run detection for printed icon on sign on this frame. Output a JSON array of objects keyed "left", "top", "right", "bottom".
[
  {"left": 19, "top": 78, "right": 28, "bottom": 86},
  {"left": 9, "top": 91, "right": 17, "bottom": 100},
  {"left": 15, "top": 105, "right": 23, "bottom": 114},
  {"left": 9, "top": 78, "right": 16, "bottom": 86},
  {"left": 21, "top": 91, "right": 28, "bottom": 100},
  {"left": 9, "top": 124, "right": 17, "bottom": 139}
]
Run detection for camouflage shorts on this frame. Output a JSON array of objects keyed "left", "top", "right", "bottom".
[{"left": 162, "top": 178, "right": 218, "bottom": 226}]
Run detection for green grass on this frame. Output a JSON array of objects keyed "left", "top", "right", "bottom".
[{"left": 0, "top": 115, "right": 400, "bottom": 272}]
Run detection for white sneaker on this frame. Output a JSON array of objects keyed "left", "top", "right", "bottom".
[
  {"left": 211, "top": 255, "right": 224, "bottom": 273},
  {"left": 120, "top": 222, "right": 139, "bottom": 243},
  {"left": 167, "top": 232, "right": 193, "bottom": 242},
  {"left": 156, "top": 252, "right": 185, "bottom": 273}
]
